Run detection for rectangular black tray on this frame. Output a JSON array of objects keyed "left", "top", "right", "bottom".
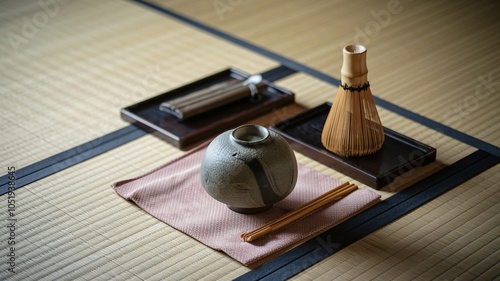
[
  {"left": 121, "top": 68, "right": 295, "bottom": 150},
  {"left": 270, "top": 103, "right": 437, "bottom": 189}
]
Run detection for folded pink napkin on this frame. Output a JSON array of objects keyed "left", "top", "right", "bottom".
[{"left": 113, "top": 145, "right": 380, "bottom": 266}]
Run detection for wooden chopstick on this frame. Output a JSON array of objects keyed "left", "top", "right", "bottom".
[
  {"left": 241, "top": 183, "right": 357, "bottom": 242},
  {"left": 240, "top": 182, "right": 351, "bottom": 239},
  {"left": 241, "top": 183, "right": 358, "bottom": 242}
]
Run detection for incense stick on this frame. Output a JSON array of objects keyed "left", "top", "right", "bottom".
[
  {"left": 159, "top": 78, "right": 265, "bottom": 119},
  {"left": 241, "top": 183, "right": 358, "bottom": 242},
  {"left": 164, "top": 79, "right": 241, "bottom": 109}
]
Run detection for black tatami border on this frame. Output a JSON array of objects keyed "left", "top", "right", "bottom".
[
  {"left": 0, "top": 125, "right": 147, "bottom": 195},
  {"left": 2, "top": 1, "right": 499, "bottom": 280}
]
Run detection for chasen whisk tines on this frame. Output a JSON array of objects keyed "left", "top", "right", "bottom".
[{"left": 321, "top": 45, "right": 384, "bottom": 157}]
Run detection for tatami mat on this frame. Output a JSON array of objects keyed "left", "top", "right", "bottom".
[
  {"left": 0, "top": 0, "right": 276, "bottom": 169},
  {"left": 1, "top": 0, "right": 498, "bottom": 280}
]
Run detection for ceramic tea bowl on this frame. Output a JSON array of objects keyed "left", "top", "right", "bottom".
[{"left": 200, "top": 124, "right": 298, "bottom": 214}]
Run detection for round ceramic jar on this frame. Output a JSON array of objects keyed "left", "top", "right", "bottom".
[{"left": 200, "top": 124, "right": 298, "bottom": 214}]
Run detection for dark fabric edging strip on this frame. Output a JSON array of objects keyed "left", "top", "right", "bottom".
[
  {"left": 260, "top": 65, "right": 297, "bottom": 82},
  {"left": 0, "top": 125, "right": 139, "bottom": 186},
  {"left": 0, "top": 125, "right": 147, "bottom": 196},
  {"left": 130, "top": 0, "right": 500, "bottom": 159},
  {"left": 373, "top": 98, "right": 500, "bottom": 158},
  {"left": 236, "top": 150, "right": 500, "bottom": 280},
  {"left": 0, "top": 65, "right": 294, "bottom": 196}
]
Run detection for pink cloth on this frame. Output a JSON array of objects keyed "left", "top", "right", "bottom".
[{"left": 113, "top": 145, "right": 380, "bottom": 266}]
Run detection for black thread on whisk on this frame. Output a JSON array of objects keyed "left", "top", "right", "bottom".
[{"left": 340, "top": 82, "right": 370, "bottom": 92}]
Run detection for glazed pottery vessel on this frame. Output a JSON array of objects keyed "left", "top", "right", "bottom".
[{"left": 200, "top": 124, "right": 298, "bottom": 214}]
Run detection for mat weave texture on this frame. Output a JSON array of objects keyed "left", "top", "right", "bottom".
[
  {"left": 1, "top": 0, "right": 498, "bottom": 279},
  {"left": 113, "top": 145, "right": 381, "bottom": 266}
]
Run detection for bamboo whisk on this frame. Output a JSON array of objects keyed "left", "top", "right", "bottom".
[{"left": 321, "top": 45, "right": 384, "bottom": 157}]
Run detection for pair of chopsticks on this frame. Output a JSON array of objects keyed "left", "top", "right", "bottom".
[{"left": 241, "top": 182, "right": 358, "bottom": 242}]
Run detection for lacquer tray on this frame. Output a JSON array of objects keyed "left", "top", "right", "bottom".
[
  {"left": 270, "top": 103, "right": 437, "bottom": 189},
  {"left": 121, "top": 68, "right": 295, "bottom": 150}
]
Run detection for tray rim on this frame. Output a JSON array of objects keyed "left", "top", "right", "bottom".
[
  {"left": 270, "top": 102, "right": 437, "bottom": 188},
  {"left": 120, "top": 67, "right": 295, "bottom": 149}
]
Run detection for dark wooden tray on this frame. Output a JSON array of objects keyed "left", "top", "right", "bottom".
[
  {"left": 270, "top": 103, "right": 437, "bottom": 189},
  {"left": 121, "top": 68, "right": 295, "bottom": 150}
]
